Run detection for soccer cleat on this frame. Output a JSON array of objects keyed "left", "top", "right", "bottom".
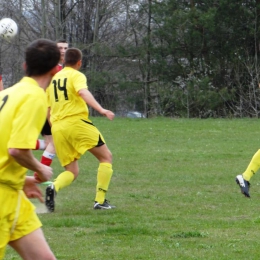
[
  {"left": 45, "top": 184, "right": 56, "bottom": 212},
  {"left": 93, "top": 199, "right": 116, "bottom": 210},
  {"left": 236, "top": 175, "right": 250, "bottom": 198}
]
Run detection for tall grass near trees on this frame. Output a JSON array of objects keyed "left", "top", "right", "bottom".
[{"left": 5, "top": 118, "right": 260, "bottom": 259}]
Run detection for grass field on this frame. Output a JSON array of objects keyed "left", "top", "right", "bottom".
[{"left": 5, "top": 117, "right": 260, "bottom": 260}]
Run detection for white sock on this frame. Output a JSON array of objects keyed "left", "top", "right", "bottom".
[
  {"left": 42, "top": 151, "right": 56, "bottom": 160},
  {"left": 38, "top": 139, "right": 46, "bottom": 150}
]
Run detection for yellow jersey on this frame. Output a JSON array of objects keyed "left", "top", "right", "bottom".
[
  {"left": 47, "top": 67, "right": 89, "bottom": 124},
  {"left": 0, "top": 77, "right": 47, "bottom": 190}
]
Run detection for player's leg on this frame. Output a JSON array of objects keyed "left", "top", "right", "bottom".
[
  {"left": 45, "top": 125, "right": 77, "bottom": 212},
  {"left": 34, "top": 139, "right": 46, "bottom": 150},
  {"left": 40, "top": 120, "right": 56, "bottom": 166},
  {"left": 79, "top": 120, "right": 114, "bottom": 209},
  {"left": 45, "top": 162, "right": 76, "bottom": 212},
  {"left": 34, "top": 135, "right": 56, "bottom": 182},
  {"left": 242, "top": 149, "right": 260, "bottom": 180},
  {"left": 46, "top": 118, "right": 115, "bottom": 210},
  {"left": 0, "top": 187, "right": 18, "bottom": 260},
  {"left": 5, "top": 191, "right": 56, "bottom": 259},
  {"left": 41, "top": 135, "right": 56, "bottom": 166},
  {"left": 0, "top": 204, "right": 10, "bottom": 259},
  {"left": 89, "top": 144, "right": 115, "bottom": 209},
  {"left": 235, "top": 149, "right": 260, "bottom": 197},
  {"left": 9, "top": 228, "right": 56, "bottom": 260},
  {"left": 34, "top": 120, "right": 52, "bottom": 151},
  {"left": 55, "top": 161, "right": 78, "bottom": 192},
  {"left": 34, "top": 119, "right": 51, "bottom": 151},
  {"left": 34, "top": 121, "right": 56, "bottom": 181}
]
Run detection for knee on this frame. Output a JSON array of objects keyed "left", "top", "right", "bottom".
[
  {"left": 72, "top": 171, "right": 79, "bottom": 179},
  {"left": 47, "top": 142, "right": 56, "bottom": 154},
  {"left": 66, "top": 168, "right": 79, "bottom": 179},
  {"left": 106, "top": 150, "right": 113, "bottom": 164}
]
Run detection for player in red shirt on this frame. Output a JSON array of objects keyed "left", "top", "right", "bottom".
[
  {"left": 35, "top": 40, "right": 69, "bottom": 166},
  {"left": 0, "top": 74, "right": 4, "bottom": 91}
]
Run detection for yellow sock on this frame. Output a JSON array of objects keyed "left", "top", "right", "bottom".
[
  {"left": 95, "top": 163, "right": 113, "bottom": 204},
  {"left": 243, "top": 149, "right": 260, "bottom": 181},
  {"left": 54, "top": 171, "right": 74, "bottom": 192}
]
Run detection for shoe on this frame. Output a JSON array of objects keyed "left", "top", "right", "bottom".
[
  {"left": 93, "top": 199, "right": 116, "bottom": 210},
  {"left": 236, "top": 175, "right": 250, "bottom": 198},
  {"left": 45, "top": 184, "right": 56, "bottom": 212}
]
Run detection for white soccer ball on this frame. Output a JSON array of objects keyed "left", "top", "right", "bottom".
[{"left": 0, "top": 18, "right": 18, "bottom": 39}]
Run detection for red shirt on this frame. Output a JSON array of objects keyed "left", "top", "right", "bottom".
[{"left": 57, "top": 64, "right": 63, "bottom": 72}]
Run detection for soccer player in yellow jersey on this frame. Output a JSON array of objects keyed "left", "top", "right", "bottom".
[
  {"left": 45, "top": 47, "right": 115, "bottom": 211},
  {"left": 0, "top": 39, "right": 60, "bottom": 260},
  {"left": 236, "top": 150, "right": 260, "bottom": 198}
]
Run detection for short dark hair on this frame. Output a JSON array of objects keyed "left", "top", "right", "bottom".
[
  {"left": 65, "top": 48, "right": 82, "bottom": 66},
  {"left": 25, "top": 39, "right": 60, "bottom": 76},
  {"left": 56, "top": 39, "right": 68, "bottom": 44}
]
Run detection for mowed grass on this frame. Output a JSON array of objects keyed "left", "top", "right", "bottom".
[{"left": 5, "top": 117, "right": 260, "bottom": 259}]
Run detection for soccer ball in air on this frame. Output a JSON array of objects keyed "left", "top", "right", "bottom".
[{"left": 0, "top": 18, "right": 18, "bottom": 40}]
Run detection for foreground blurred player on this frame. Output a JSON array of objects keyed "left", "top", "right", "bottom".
[
  {"left": 45, "top": 48, "right": 115, "bottom": 212},
  {"left": 0, "top": 39, "right": 60, "bottom": 260}
]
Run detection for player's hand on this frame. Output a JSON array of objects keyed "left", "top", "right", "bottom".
[
  {"left": 35, "top": 165, "right": 53, "bottom": 183},
  {"left": 101, "top": 109, "right": 115, "bottom": 120},
  {"left": 23, "top": 176, "right": 44, "bottom": 203}
]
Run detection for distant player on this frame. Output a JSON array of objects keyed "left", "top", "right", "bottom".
[
  {"left": 0, "top": 39, "right": 60, "bottom": 260},
  {"left": 45, "top": 48, "right": 115, "bottom": 212},
  {"left": 34, "top": 39, "right": 69, "bottom": 160},
  {"left": 0, "top": 74, "right": 3, "bottom": 91}
]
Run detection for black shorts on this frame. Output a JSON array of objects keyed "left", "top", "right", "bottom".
[{"left": 41, "top": 120, "right": 52, "bottom": 136}]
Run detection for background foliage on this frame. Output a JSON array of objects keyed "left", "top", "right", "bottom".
[{"left": 2, "top": 0, "right": 260, "bottom": 118}]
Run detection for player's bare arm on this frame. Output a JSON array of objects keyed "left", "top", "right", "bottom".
[
  {"left": 8, "top": 148, "right": 53, "bottom": 182},
  {"left": 78, "top": 88, "right": 115, "bottom": 120}
]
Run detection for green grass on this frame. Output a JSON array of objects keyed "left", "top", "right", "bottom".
[{"left": 5, "top": 117, "right": 260, "bottom": 259}]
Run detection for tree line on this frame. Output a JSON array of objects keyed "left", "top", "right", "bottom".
[{"left": 1, "top": 0, "right": 260, "bottom": 118}]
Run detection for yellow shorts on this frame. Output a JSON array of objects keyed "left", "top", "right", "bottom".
[
  {"left": 0, "top": 184, "right": 42, "bottom": 259},
  {"left": 52, "top": 117, "right": 106, "bottom": 166}
]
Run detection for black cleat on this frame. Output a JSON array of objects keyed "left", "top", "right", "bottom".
[
  {"left": 45, "top": 184, "right": 56, "bottom": 212},
  {"left": 93, "top": 199, "right": 116, "bottom": 210},
  {"left": 236, "top": 175, "right": 250, "bottom": 198}
]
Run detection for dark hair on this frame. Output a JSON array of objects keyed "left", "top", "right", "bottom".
[
  {"left": 65, "top": 48, "right": 82, "bottom": 66},
  {"left": 25, "top": 39, "right": 60, "bottom": 76},
  {"left": 56, "top": 39, "right": 68, "bottom": 44}
]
